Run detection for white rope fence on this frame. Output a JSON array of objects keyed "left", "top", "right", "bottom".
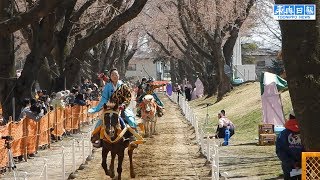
[{"left": 168, "top": 92, "right": 224, "bottom": 180}]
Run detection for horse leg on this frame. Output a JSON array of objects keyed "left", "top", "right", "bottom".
[
  {"left": 144, "top": 120, "right": 149, "bottom": 137},
  {"left": 147, "top": 120, "right": 151, "bottom": 137},
  {"left": 101, "top": 146, "right": 110, "bottom": 176},
  {"left": 117, "top": 150, "right": 125, "bottom": 180},
  {"left": 109, "top": 151, "right": 116, "bottom": 178},
  {"left": 128, "top": 148, "right": 136, "bottom": 178},
  {"left": 150, "top": 120, "right": 155, "bottom": 137},
  {"left": 153, "top": 116, "right": 158, "bottom": 135}
]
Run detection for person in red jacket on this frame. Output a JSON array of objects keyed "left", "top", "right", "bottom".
[
  {"left": 98, "top": 70, "right": 109, "bottom": 84},
  {"left": 276, "top": 110, "right": 304, "bottom": 180}
]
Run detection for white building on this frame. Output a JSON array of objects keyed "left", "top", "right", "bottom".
[
  {"left": 232, "top": 37, "right": 256, "bottom": 81},
  {"left": 125, "top": 52, "right": 169, "bottom": 81}
]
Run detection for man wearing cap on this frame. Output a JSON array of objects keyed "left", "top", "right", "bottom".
[
  {"left": 98, "top": 70, "right": 110, "bottom": 84},
  {"left": 137, "top": 77, "right": 147, "bottom": 100},
  {"left": 276, "top": 110, "right": 304, "bottom": 179}
]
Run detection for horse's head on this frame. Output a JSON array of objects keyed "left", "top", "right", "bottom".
[
  {"left": 103, "top": 104, "right": 120, "bottom": 138},
  {"left": 142, "top": 95, "right": 156, "bottom": 112}
]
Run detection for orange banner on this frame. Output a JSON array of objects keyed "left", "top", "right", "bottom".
[
  {"left": 0, "top": 124, "right": 9, "bottom": 168},
  {"left": 72, "top": 106, "right": 81, "bottom": 130},
  {"left": 0, "top": 100, "right": 100, "bottom": 169},
  {"left": 64, "top": 106, "right": 73, "bottom": 131},
  {"left": 26, "top": 118, "right": 37, "bottom": 154},
  {"left": 11, "top": 120, "right": 26, "bottom": 157},
  {"left": 52, "top": 108, "right": 65, "bottom": 137},
  {"left": 38, "top": 114, "right": 49, "bottom": 146}
]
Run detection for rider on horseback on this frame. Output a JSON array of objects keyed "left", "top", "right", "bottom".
[
  {"left": 136, "top": 77, "right": 147, "bottom": 99},
  {"left": 136, "top": 78, "right": 165, "bottom": 117},
  {"left": 89, "top": 68, "right": 137, "bottom": 148}
]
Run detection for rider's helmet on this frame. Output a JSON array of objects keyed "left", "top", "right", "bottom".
[{"left": 141, "top": 77, "right": 147, "bottom": 82}]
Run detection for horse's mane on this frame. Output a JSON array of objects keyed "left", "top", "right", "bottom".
[{"left": 109, "top": 84, "right": 132, "bottom": 108}]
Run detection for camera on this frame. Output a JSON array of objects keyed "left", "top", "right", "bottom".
[{"left": 1, "top": 136, "right": 13, "bottom": 141}]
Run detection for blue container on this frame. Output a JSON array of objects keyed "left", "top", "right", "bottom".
[{"left": 274, "top": 126, "right": 285, "bottom": 137}]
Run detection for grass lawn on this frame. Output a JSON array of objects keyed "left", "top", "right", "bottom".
[{"left": 188, "top": 82, "right": 292, "bottom": 179}]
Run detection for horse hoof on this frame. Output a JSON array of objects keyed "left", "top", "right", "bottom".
[
  {"left": 110, "top": 171, "right": 115, "bottom": 178},
  {"left": 105, "top": 169, "right": 111, "bottom": 176},
  {"left": 130, "top": 143, "right": 138, "bottom": 149},
  {"left": 130, "top": 172, "right": 136, "bottom": 178}
]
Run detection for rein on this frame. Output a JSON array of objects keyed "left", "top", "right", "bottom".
[
  {"left": 101, "top": 109, "right": 146, "bottom": 144},
  {"left": 101, "top": 109, "right": 123, "bottom": 143}
]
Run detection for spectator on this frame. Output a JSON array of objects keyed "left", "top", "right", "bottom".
[
  {"left": 39, "top": 94, "right": 51, "bottom": 114},
  {"left": 50, "top": 92, "right": 65, "bottom": 109},
  {"left": 185, "top": 81, "right": 193, "bottom": 101},
  {"left": 81, "top": 79, "right": 90, "bottom": 91},
  {"left": 221, "top": 109, "right": 226, "bottom": 117},
  {"left": 90, "top": 84, "right": 100, "bottom": 101},
  {"left": 276, "top": 110, "right": 303, "bottom": 179},
  {"left": 85, "top": 88, "right": 93, "bottom": 101},
  {"left": 98, "top": 70, "right": 109, "bottom": 84},
  {"left": 19, "top": 98, "right": 44, "bottom": 122},
  {"left": 173, "top": 83, "right": 182, "bottom": 94},
  {"left": 65, "top": 90, "right": 76, "bottom": 105},
  {"left": 74, "top": 93, "right": 87, "bottom": 106},
  {"left": 215, "top": 112, "right": 235, "bottom": 146}
]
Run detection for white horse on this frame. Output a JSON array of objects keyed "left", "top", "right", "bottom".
[{"left": 139, "top": 94, "right": 158, "bottom": 137}]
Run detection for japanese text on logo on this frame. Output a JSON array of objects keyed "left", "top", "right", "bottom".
[{"left": 273, "top": 4, "right": 316, "bottom": 20}]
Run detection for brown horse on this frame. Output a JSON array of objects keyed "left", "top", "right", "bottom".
[
  {"left": 100, "top": 106, "right": 136, "bottom": 179},
  {"left": 99, "top": 84, "right": 137, "bottom": 179},
  {"left": 139, "top": 94, "right": 158, "bottom": 138}
]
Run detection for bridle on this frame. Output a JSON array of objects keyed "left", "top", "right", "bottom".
[{"left": 101, "top": 109, "right": 123, "bottom": 143}]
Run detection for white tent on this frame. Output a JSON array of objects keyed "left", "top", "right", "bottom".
[{"left": 260, "top": 72, "right": 288, "bottom": 126}]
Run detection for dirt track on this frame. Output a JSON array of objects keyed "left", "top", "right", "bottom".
[{"left": 74, "top": 95, "right": 211, "bottom": 180}]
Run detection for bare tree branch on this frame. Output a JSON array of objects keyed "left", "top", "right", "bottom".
[{"left": 0, "top": 0, "right": 69, "bottom": 35}]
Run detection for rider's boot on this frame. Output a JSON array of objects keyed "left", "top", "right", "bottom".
[
  {"left": 136, "top": 107, "right": 141, "bottom": 117},
  {"left": 156, "top": 105, "right": 164, "bottom": 117},
  {"left": 91, "top": 133, "right": 102, "bottom": 148},
  {"left": 138, "top": 123, "right": 145, "bottom": 134},
  {"left": 128, "top": 135, "right": 138, "bottom": 150}
]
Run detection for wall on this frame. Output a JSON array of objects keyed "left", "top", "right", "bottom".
[
  {"left": 125, "top": 58, "right": 157, "bottom": 81},
  {"left": 234, "top": 64, "right": 256, "bottom": 81}
]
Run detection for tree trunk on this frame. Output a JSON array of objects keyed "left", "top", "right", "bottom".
[
  {"left": 90, "top": 46, "right": 101, "bottom": 80},
  {"left": 201, "top": 74, "right": 216, "bottom": 97},
  {"left": 276, "top": 0, "right": 320, "bottom": 151},
  {"left": 38, "top": 57, "right": 54, "bottom": 92},
  {"left": 211, "top": 28, "right": 231, "bottom": 101},
  {"left": 223, "top": 33, "right": 238, "bottom": 66},
  {"left": 0, "top": 0, "right": 16, "bottom": 120},
  {"left": 170, "top": 60, "right": 178, "bottom": 84}
]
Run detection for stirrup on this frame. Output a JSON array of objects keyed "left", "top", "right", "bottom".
[{"left": 92, "top": 140, "right": 102, "bottom": 148}]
